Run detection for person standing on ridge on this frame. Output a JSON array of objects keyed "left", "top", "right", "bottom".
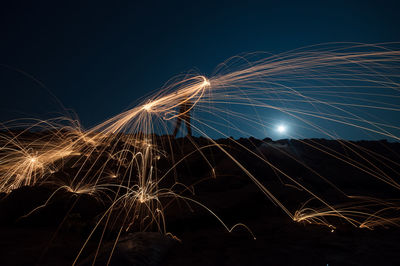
[{"left": 173, "top": 97, "right": 193, "bottom": 137}]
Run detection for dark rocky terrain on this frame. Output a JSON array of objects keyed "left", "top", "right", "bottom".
[{"left": 0, "top": 136, "right": 399, "bottom": 265}]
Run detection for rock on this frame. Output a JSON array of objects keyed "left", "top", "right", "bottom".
[{"left": 80, "top": 232, "right": 176, "bottom": 266}]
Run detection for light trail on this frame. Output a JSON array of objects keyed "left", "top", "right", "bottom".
[{"left": 0, "top": 43, "right": 400, "bottom": 264}]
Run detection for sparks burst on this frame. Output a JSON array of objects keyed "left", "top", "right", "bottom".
[{"left": 1, "top": 43, "right": 400, "bottom": 263}]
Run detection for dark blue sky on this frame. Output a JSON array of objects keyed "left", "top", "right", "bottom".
[{"left": 1, "top": 1, "right": 400, "bottom": 139}]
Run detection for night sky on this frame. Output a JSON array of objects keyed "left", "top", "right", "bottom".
[{"left": 1, "top": 1, "right": 400, "bottom": 139}]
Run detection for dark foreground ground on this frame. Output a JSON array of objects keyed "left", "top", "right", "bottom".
[{"left": 0, "top": 136, "right": 400, "bottom": 265}]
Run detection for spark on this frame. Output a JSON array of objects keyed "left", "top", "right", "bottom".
[
  {"left": 0, "top": 43, "right": 400, "bottom": 265},
  {"left": 142, "top": 102, "right": 154, "bottom": 111}
]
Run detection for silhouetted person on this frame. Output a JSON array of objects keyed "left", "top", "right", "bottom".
[{"left": 173, "top": 98, "right": 192, "bottom": 137}]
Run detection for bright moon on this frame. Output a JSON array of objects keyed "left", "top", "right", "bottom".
[{"left": 276, "top": 125, "right": 287, "bottom": 133}]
